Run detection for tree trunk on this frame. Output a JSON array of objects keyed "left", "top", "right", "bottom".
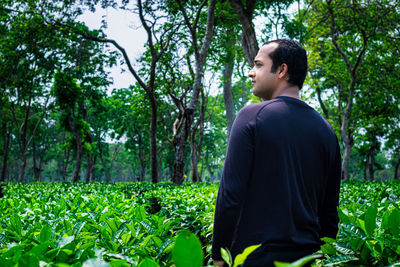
[
  {"left": 62, "top": 147, "right": 70, "bottom": 182},
  {"left": 173, "top": 122, "right": 188, "bottom": 185},
  {"left": 229, "top": 0, "right": 258, "bottom": 66},
  {"left": 173, "top": 0, "right": 216, "bottom": 185},
  {"left": 367, "top": 135, "right": 377, "bottom": 181},
  {"left": 85, "top": 153, "right": 93, "bottom": 182},
  {"left": 205, "top": 151, "right": 214, "bottom": 181},
  {"left": 340, "top": 130, "right": 352, "bottom": 180},
  {"left": 149, "top": 96, "right": 158, "bottom": 183},
  {"left": 1, "top": 128, "right": 10, "bottom": 182},
  {"left": 17, "top": 95, "right": 32, "bottom": 183},
  {"left": 339, "top": 79, "right": 355, "bottom": 180},
  {"left": 33, "top": 141, "right": 40, "bottom": 182},
  {"left": 106, "top": 143, "right": 121, "bottom": 183},
  {"left": 223, "top": 57, "right": 235, "bottom": 138},
  {"left": 316, "top": 87, "right": 329, "bottom": 119},
  {"left": 394, "top": 158, "right": 400, "bottom": 180},
  {"left": 18, "top": 150, "right": 28, "bottom": 182},
  {"left": 191, "top": 89, "right": 206, "bottom": 182},
  {"left": 363, "top": 166, "right": 367, "bottom": 180},
  {"left": 72, "top": 129, "right": 83, "bottom": 182},
  {"left": 133, "top": 125, "right": 146, "bottom": 182}
]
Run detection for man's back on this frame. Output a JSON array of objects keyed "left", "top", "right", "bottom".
[{"left": 212, "top": 96, "right": 341, "bottom": 264}]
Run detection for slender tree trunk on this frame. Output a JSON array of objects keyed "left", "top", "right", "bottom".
[
  {"left": 394, "top": 158, "right": 400, "bottom": 180},
  {"left": 149, "top": 96, "right": 158, "bottom": 183},
  {"left": 316, "top": 87, "right": 329, "bottom": 119},
  {"left": 18, "top": 150, "right": 28, "bottom": 182},
  {"left": 1, "top": 128, "right": 10, "bottom": 182},
  {"left": 173, "top": 0, "right": 216, "bottom": 185},
  {"left": 18, "top": 95, "right": 32, "bottom": 182},
  {"left": 72, "top": 128, "right": 83, "bottom": 182},
  {"left": 340, "top": 80, "right": 355, "bottom": 180},
  {"left": 133, "top": 125, "right": 146, "bottom": 181},
  {"left": 33, "top": 141, "right": 40, "bottom": 182},
  {"left": 363, "top": 166, "right": 367, "bottom": 180},
  {"left": 191, "top": 90, "right": 206, "bottom": 182},
  {"left": 205, "top": 149, "right": 214, "bottom": 181},
  {"left": 85, "top": 153, "right": 93, "bottom": 182},
  {"left": 223, "top": 57, "right": 235, "bottom": 138},
  {"left": 90, "top": 156, "right": 96, "bottom": 182},
  {"left": 367, "top": 135, "right": 377, "bottom": 181},
  {"left": 62, "top": 148, "right": 70, "bottom": 182},
  {"left": 106, "top": 143, "right": 121, "bottom": 182},
  {"left": 173, "top": 123, "right": 188, "bottom": 185}
]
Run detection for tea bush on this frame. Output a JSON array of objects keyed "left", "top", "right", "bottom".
[{"left": 0, "top": 180, "right": 399, "bottom": 266}]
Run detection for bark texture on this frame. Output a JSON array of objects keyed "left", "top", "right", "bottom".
[
  {"left": 229, "top": 0, "right": 258, "bottom": 66},
  {"left": 172, "top": 0, "right": 217, "bottom": 185}
]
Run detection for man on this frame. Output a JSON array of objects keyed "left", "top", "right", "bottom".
[{"left": 212, "top": 39, "right": 341, "bottom": 267}]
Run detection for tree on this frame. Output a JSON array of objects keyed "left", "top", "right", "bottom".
[{"left": 305, "top": 0, "right": 400, "bottom": 179}]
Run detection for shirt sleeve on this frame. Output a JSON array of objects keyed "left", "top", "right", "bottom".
[
  {"left": 211, "top": 106, "right": 256, "bottom": 261},
  {"left": 318, "top": 136, "right": 341, "bottom": 239}
]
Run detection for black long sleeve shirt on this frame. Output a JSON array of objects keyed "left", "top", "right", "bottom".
[{"left": 212, "top": 96, "right": 341, "bottom": 261}]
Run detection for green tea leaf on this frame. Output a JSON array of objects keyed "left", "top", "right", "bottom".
[
  {"left": 321, "top": 244, "right": 336, "bottom": 255},
  {"left": 138, "top": 258, "right": 159, "bottom": 267},
  {"left": 57, "top": 236, "right": 74, "bottom": 248},
  {"left": 274, "top": 254, "right": 321, "bottom": 267},
  {"left": 172, "top": 230, "right": 203, "bottom": 267},
  {"left": 18, "top": 253, "right": 39, "bottom": 267},
  {"left": 82, "top": 258, "right": 110, "bottom": 267},
  {"left": 11, "top": 214, "right": 22, "bottom": 237},
  {"left": 233, "top": 244, "right": 261, "bottom": 267},
  {"left": 388, "top": 209, "right": 400, "bottom": 236},
  {"left": 364, "top": 206, "right": 378, "bottom": 237},
  {"left": 324, "top": 254, "right": 358, "bottom": 266},
  {"left": 221, "top": 248, "right": 232, "bottom": 267},
  {"left": 40, "top": 225, "right": 52, "bottom": 243}
]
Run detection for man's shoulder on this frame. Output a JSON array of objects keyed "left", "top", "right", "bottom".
[{"left": 238, "top": 99, "right": 281, "bottom": 116}]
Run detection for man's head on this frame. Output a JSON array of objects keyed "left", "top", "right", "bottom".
[{"left": 248, "top": 39, "right": 308, "bottom": 100}]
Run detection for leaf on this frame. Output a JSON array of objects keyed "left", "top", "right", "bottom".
[
  {"left": 388, "top": 209, "right": 400, "bottom": 236},
  {"left": 11, "top": 214, "right": 22, "bottom": 237},
  {"left": 138, "top": 258, "right": 159, "bottom": 267},
  {"left": 0, "top": 234, "right": 6, "bottom": 245},
  {"left": 57, "top": 236, "right": 75, "bottom": 248},
  {"left": 135, "top": 206, "right": 147, "bottom": 221},
  {"left": 73, "top": 221, "right": 86, "bottom": 236},
  {"left": 29, "top": 242, "right": 50, "bottom": 256},
  {"left": 364, "top": 206, "right": 378, "bottom": 237},
  {"left": 321, "top": 244, "right": 337, "bottom": 255},
  {"left": 157, "top": 238, "right": 174, "bottom": 256},
  {"left": 82, "top": 258, "right": 110, "bottom": 267},
  {"left": 121, "top": 233, "right": 131, "bottom": 245},
  {"left": 172, "top": 230, "right": 204, "bottom": 267},
  {"left": 40, "top": 225, "right": 52, "bottom": 243},
  {"left": 274, "top": 254, "right": 321, "bottom": 267},
  {"left": 18, "top": 253, "right": 39, "bottom": 267},
  {"left": 381, "top": 209, "right": 391, "bottom": 231},
  {"left": 221, "top": 248, "right": 232, "bottom": 267},
  {"left": 324, "top": 255, "right": 358, "bottom": 266},
  {"left": 233, "top": 244, "right": 261, "bottom": 267}
]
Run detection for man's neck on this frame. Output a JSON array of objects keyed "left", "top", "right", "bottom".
[{"left": 273, "top": 84, "right": 300, "bottom": 100}]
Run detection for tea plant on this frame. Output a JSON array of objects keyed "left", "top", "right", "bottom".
[{"left": 0, "top": 180, "right": 399, "bottom": 266}]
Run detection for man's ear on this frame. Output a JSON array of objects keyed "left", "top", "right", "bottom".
[{"left": 278, "top": 64, "right": 288, "bottom": 79}]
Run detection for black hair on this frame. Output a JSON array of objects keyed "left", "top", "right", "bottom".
[{"left": 264, "top": 39, "right": 308, "bottom": 89}]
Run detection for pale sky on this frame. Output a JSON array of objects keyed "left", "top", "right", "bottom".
[{"left": 78, "top": 5, "right": 147, "bottom": 90}]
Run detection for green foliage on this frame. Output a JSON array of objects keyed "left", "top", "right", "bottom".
[
  {"left": 314, "top": 180, "right": 400, "bottom": 266},
  {"left": 1, "top": 180, "right": 399, "bottom": 266},
  {"left": 172, "top": 230, "right": 203, "bottom": 267}
]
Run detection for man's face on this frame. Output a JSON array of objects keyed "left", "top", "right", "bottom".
[{"left": 248, "top": 42, "right": 279, "bottom": 100}]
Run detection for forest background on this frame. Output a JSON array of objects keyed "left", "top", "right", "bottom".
[{"left": 0, "top": 0, "right": 399, "bottom": 185}]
